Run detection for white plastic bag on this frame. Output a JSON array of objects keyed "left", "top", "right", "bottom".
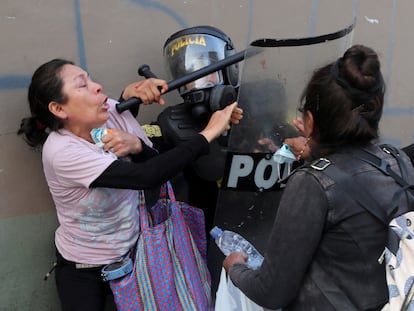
[{"left": 215, "top": 267, "right": 267, "bottom": 311}]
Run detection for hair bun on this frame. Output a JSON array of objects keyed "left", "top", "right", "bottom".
[
  {"left": 330, "top": 45, "right": 384, "bottom": 104},
  {"left": 342, "top": 45, "right": 381, "bottom": 91}
]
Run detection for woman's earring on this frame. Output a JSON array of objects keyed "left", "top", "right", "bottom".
[{"left": 297, "top": 137, "right": 311, "bottom": 160}]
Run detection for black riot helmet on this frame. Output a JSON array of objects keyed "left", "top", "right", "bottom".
[{"left": 163, "top": 25, "right": 239, "bottom": 118}]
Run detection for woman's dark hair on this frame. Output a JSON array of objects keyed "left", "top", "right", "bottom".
[
  {"left": 300, "top": 44, "right": 385, "bottom": 157},
  {"left": 17, "top": 58, "right": 74, "bottom": 147}
]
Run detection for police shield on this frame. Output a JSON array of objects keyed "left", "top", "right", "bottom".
[{"left": 208, "top": 22, "right": 355, "bottom": 291}]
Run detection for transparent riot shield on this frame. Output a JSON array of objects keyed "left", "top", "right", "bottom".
[
  {"left": 218, "top": 22, "right": 354, "bottom": 232},
  {"left": 209, "top": 19, "right": 355, "bottom": 296},
  {"left": 225, "top": 23, "right": 355, "bottom": 187}
]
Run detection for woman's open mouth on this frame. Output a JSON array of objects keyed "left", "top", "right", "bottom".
[{"left": 102, "top": 97, "right": 109, "bottom": 110}]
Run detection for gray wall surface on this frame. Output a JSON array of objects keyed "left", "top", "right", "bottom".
[{"left": 1, "top": 0, "right": 413, "bottom": 310}]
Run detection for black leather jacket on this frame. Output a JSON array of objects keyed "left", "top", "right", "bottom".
[{"left": 229, "top": 144, "right": 414, "bottom": 310}]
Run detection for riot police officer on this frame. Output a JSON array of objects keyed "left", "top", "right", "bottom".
[{"left": 151, "top": 25, "right": 241, "bottom": 233}]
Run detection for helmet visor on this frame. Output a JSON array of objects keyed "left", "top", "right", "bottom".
[{"left": 164, "top": 34, "right": 226, "bottom": 94}]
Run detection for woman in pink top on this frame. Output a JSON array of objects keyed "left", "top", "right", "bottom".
[{"left": 18, "top": 59, "right": 242, "bottom": 311}]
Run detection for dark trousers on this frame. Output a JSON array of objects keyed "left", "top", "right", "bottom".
[{"left": 55, "top": 251, "right": 116, "bottom": 311}]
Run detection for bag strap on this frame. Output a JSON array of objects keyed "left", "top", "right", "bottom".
[
  {"left": 138, "top": 190, "right": 151, "bottom": 230},
  {"left": 381, "top": 144, "right": 411, "bottom": 183},
  {"left": 353, "top": 146, "right": 414, "bottom": 217},
  {"left": 322, "top": 161, "right": 387, "bottom": 224},
  {"left": 316, "top": 152, "right": 414, "bottom": 252},
  {"left": 354, "top": 145, "right": 409, "bottom": 188},
  {"left": 139, "top": 181, "right": 176, "bottom": 230},
  {"left": 318, "top": 146, "right": 414, "bottom": 223},
  {"left": 159, "top": 181, "right": 177, "bottom": 202},
  {"left": 165, "top": 180, "right": 176, "bottom": 202}
]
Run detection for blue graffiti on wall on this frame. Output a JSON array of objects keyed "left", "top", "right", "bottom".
[
  {"left": 0, "top": 75, "right": 30, "bottom": 90},
  {"left": 74, "top": 0, "right": 87, "bottom": 71}
]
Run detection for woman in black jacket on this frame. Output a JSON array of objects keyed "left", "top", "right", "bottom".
[{"left": 222, "top": 45, "right": 414, "bottom": 310}]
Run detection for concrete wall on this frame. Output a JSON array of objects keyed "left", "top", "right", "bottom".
[{"left": 1, "top": 0, "right": 413, "bottom": 309}]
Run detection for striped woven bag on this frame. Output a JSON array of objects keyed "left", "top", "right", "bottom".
[{"left": 109, "top": 181, "right": 212, "bottom": 311}]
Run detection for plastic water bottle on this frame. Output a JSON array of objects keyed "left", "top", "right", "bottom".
[
  {"left": 90, "top": 126, "right": 109, "bottom": 149},
  {"left": 210, "top": 226, "right": 264, "bottom": 269}
]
